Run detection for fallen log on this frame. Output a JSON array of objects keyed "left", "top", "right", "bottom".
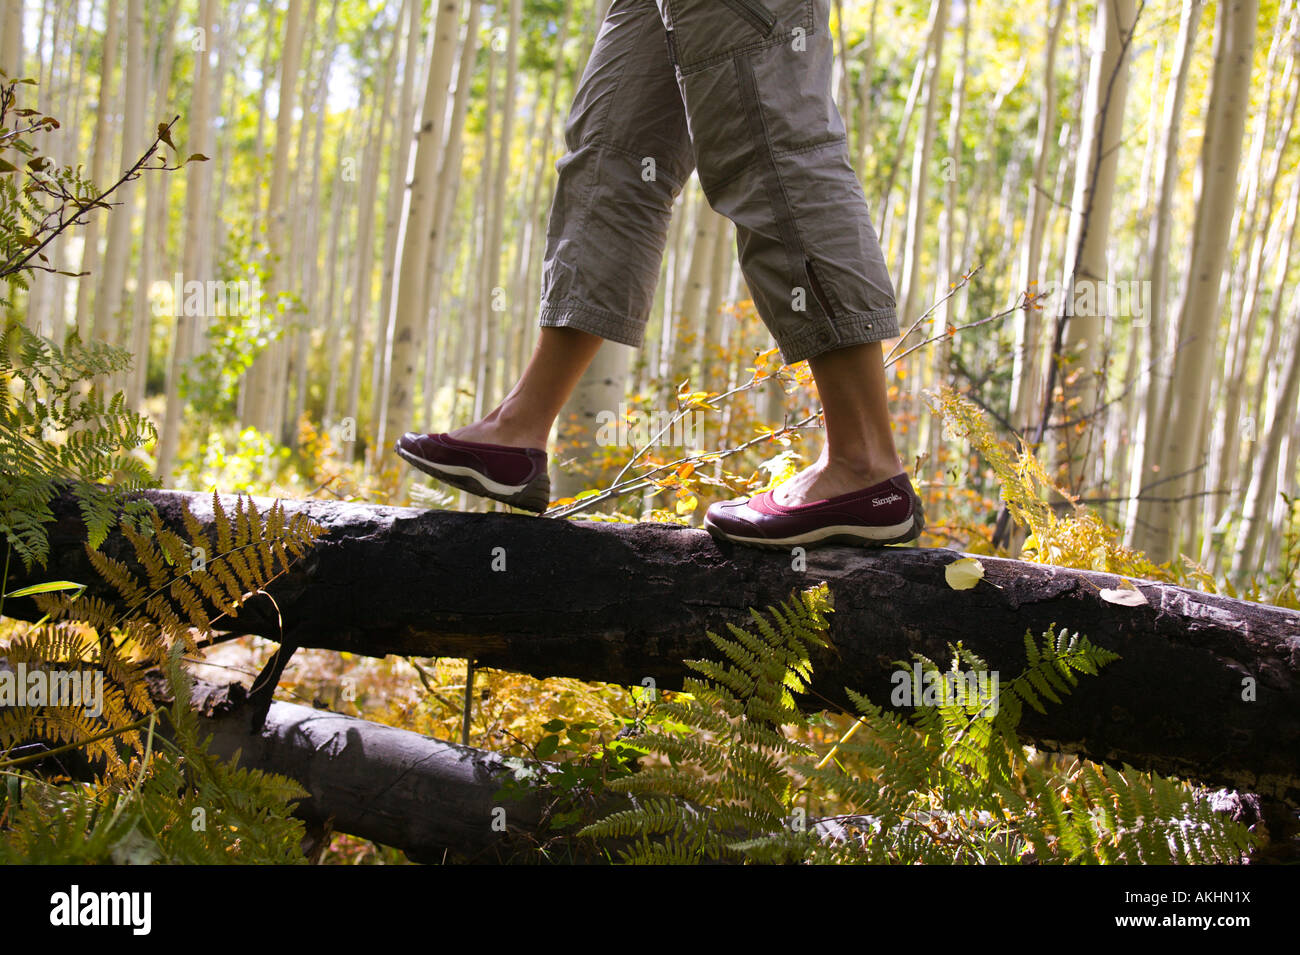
[
  {"left": 10, "top": 488, "right": 1300, "bottom": 801},
  {"left": 144, "top": 673, "right": 604, "bottom": 864}
]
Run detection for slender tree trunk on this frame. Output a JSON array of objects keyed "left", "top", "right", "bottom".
[
  {"left": 1203, "top": 6, "right": 1299, "bottom": 563},
  {"left": 424, "top": 1, "right": 481, "bottom": 425},
  {"left": 1232, "top": 286, "right": 1300, "bottom": 580},
  {"left": 333, "top": 1, "right": 402, "bottom": 436},
  {"left": 1126, "top": 0, "right": 1204, "bottom": 545},
  {"left": 72, "top": 0, "right": 120, "bottom": 340},
  {"left": 242, "top": 0, "right": 305, "bottom": 435},
  {"left": 156, "top": 0, "right": 214, "bottom": 478},
  {"left": 1135, "top": 0, "right": 1259, "bottom": 562},
  {"left": 377, "top": 0, "right": 462, "bottom": 462},
  {"left": 368, "top": 0, "right": 424, "bottom": 448},
  {"left": 925, "top": 0, "right": 969, "bottom": 468},
  {"left": 91, "top": 0, "right": 143, "bottom": 393},
  {"left": 854, "top": 0, "right": 880, "bottom": 179},
  {"left": 1058, "top": 0, "right": 1137, "bottom": 492},
  {"left": 896, "top": 0, "right": 948, "bottom": 331},
  {"left": 1010, "top": 0, "right": 1066, "bottom": 433},
  {"left": 0, "top": 0, "right": 23, "bottom": 79}
]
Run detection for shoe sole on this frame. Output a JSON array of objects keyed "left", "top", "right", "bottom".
[
  {"left": 395, "top": 444, "right": 551, "bottom": 514},
  {"left": 702, "top": 515, "right": 920, "bottom": 550}
]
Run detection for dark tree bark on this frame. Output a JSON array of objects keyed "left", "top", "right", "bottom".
[
  {"left": 10, "top": 488, "right": 1300, "bottom": 801},
  {"left": 142, "top": 672, "right": 601, "bottom": 863}
]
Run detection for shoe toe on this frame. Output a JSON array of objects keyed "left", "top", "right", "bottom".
[{"left": 705, "top": 498, "right": 763, "bottom": 536}]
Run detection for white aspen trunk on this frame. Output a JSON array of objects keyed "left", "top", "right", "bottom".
[
  {"left": 316, "top": 131, "right": 349, "bottom": 431},
  {"left": 205, "top": 0, "right": 243, "bottom": 306},
  {"left": 423, "top": 1, "right": 480, "bottom": 425},
  {"left": 1125, "top": 0, "right": 1203, "bottom": 545},
  {"left": 1010, "top": 0, "right": 1066, "bottom": 433},
  {"left": 875, "top": 49, "right": 925, "bottom": 242},
  {"left": 478, "top": 0, "right": 521, "bottom": 420},
  {"left": 925, "top": 0, "right": 968, "bottom": 468},
  {"left": 679, "top": 203, "right": 724, "bottom": 377},
  {"left": 25, "top": 0, "right": 62, "bottom": 336},
  {"left": 470, "top": 5, "right": 498, "bottom": 427},
  {"left": 1058, "top": 0, "right": 1136, "bottom": 491},
  {"left": 335, "top": 1, "right": 401, "bottom": 437},
  {"left": 1248, "top": 163, "right": 1300, "bottom": 433},
  {"left": 72, "top": 0, "right": 119, "bottom": 339},
  {"left": 0, "top": 0, "right": 23, "bottom": 79},
  {"left": 833, "top": 0, "right": 849, "bottom": 116},
  {"left": 1117, "top": 26, "right": 1168, "bottom": 532},
  {"left": 1204, "top": 6, "right": 1298, "bottom": 558},
  {"left": 368, "top": 0, "right": 424, "bottom": 442},
  {"left": 377, "top": 0, "right": 462, "bottom": 460},
  {"left": 46, "top": 0, "right": 84, "bottom": 341},
  {"left": 242, "top": 0, "right": 305, "bottom": 435},
  {"left": 853, "top": 0, "right": 881, "bottom": 179},
  {"left": 126, "top": 0, "right": 179, "bottom": 411},
  {"left": 267, "top": 0, "right": 321, "bottom": 447},
  {"left": 1134, "top": 0, "right": 1259, "bottom": 562},
  {"left": 91, "top": 0, "right": 143, "bottom": 381},
  {"left": 699, "top": 215, "right": 733, "bottom": 392},
  {"left": 1231, "top": 285, "right": 1300, "bottom": 579},
  {"left": 895, "top": 0, "right": 948, "bottom": 331},
  {"left": 287, "top": 1, "right": 339, "bottom": 446},
  {"left": 1233, "top": 164, "right": 1300, "bottom": 574},
  {"left": 155, "top": 0, "right": 213, "bottom": 478},
  {"left": 659, "top": 187, "right": 690, "bottom": 383},
  {"left": 514, "top": 0, "right": 572, "bottom": 395}
]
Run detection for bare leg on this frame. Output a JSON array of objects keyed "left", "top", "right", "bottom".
[
  {"left": 772, "top": 342, "right": 904, "bottom": 506},
  {"left": 448, "top": 327, "right": 604, "bottom": 451}
]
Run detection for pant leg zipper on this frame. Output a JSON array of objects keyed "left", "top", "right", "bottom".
[
  {"left": 804, "top": 258, "right": 839, "bottom": 322},
  {"left": 722, "top": 0, "right": 778, "bottom": 35}
]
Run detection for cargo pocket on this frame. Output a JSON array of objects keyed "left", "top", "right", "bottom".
[
  {"left": 665, "top": 0, "right": 812, "bottom": 73},
  {"left": 721, "top": 0, "right": 777, "bottom": 35}
]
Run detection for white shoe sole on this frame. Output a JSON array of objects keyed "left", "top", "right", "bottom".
[
  {"left": 703, "top": 515, "right": 918, "bottom": 549},
  {"left": 396, "top": 444, "right": 550, "bottom": 512}
]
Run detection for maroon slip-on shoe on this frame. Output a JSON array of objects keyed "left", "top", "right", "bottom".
[
  {"left": 703, "top": 473, "right": 926, "bottom": 549},
  {"left": 395, "top": 432, "right": 551, "bottom": 513}
]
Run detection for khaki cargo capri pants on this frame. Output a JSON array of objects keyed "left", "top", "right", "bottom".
[{"left": 537, "top": 0, "right": 899, "bottom": 365}]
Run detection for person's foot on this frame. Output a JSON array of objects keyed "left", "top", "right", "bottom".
[
  {"left": 447, "top": 411, "right": 547, "bottom": 452},
  {"left": 395, "top": 431, "right": 551, "bottom": 513},
  {"left": 769, "top": 457, "right": 902, "bottom": 507},
  {"left": 703, "top": 471, "right": 926, "bottom": 549}
]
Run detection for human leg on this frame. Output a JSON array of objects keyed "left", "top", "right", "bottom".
[
  {"left": 666, "top": 0, "right": 920, "bottom": 541},
  {"left": 398, "top": 0, "right": 695, "bottom": 504}
]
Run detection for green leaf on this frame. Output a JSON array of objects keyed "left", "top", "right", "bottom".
[
  {"left": 535, "top": 735, "right": 559, "bottom": 760},
  {"left": 4, "top": 580, "right": 85, "bottom": 599}
]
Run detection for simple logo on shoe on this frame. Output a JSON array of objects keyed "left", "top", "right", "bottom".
[{"left": 872, "top": 493, "right": 904, "bottom": 507}]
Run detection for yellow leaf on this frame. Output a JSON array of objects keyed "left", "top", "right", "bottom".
[
  {"left": 944, "top": 557, "right": 985, "bottom": 590},
  {"left": 675, "top": 494, "right": 698, "bottom": 516}
]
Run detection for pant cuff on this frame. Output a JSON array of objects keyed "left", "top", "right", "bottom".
[
  {"left": 777, "top": 305, "right": 900, "bottom": 364},
  {"left": 539, "top": 303, "right": 645, "bottom": 349}
]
